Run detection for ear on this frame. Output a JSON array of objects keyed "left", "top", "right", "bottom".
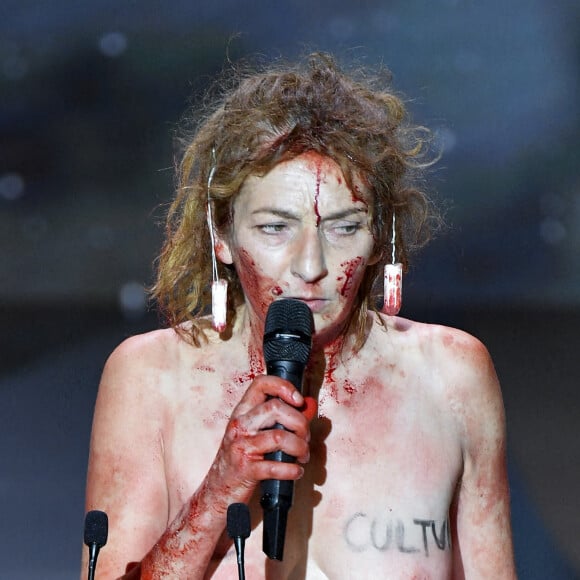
[
  {"left": 215, "top": 234, "right": 233, "bottom": 265},
  {"left": 367, "top": 246, "right": 382, "bottom": 266},
  {"left": 367, "top": 252, "right": 381, "bottom": 266}
]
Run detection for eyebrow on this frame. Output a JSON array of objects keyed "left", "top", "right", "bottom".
[{"left": 251, "top": 207, "right": 369, "bottom": 221}]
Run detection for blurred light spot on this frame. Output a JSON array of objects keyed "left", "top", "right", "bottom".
[
  {"left": 434, "top": 127, "right": 457, "bottom": 154},
  {"left": 454, "top": 51, "right": 481, "bottom": 74},
  {"left": 21, "top": 215, "right": 48, "bottom": 241},
  {"left": 119, "top": 281, "right": 147, "bottom": 319},
  {"left": 0, "top": 173, "right": 25, "bottom": 200},
  {"left": 3, "top": 55, "right": 28, "bottom": 80},
  {"left": 87, "top": 224, "right": 115, "bottom": 250},
  {"left": 98, "top": 32, "right": 128, "bottom": 58},
  {"left": 328, "top": 18, "right": 355, "bottom": 40},
  {"left": 540, "top": 218, "right": 566, "bottom": 245}
]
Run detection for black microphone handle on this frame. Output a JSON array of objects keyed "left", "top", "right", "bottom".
[
  {"left": 260, "top": 358, "right": 305, "bottom": 560},
  {"left": 266, "top": 359, "right": 305, "bottom": 390},
  {"left": 227, "top": 502, "right": 251, "bottom": 580},
  {"left": 87, "top": 543, "right": 99, "bottom": 580},
  {"left": 234, "top": 536, "right": 246, "bottom": 580}
]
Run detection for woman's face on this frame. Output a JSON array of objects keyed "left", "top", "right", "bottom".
[{"left": 217, "top": 152, "right": 376, "bottom": 342}]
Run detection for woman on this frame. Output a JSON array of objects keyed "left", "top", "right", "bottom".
[{"left": 82, "top": 53, "right": 516, "bottom": 579}]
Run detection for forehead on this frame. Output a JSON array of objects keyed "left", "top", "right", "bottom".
[{"left": 237, "top": 152, "right": 371, "bottom": 209}]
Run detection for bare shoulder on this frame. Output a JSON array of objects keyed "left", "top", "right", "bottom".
[
  {"left": 376, "top": 313, "right": 496, "bottom": 382},
  {"left": 422, "top": 322, "right": 503, "bottom": 424},
  {"left": 422, "top": 321, "right": 496, "bottom": 381},
  {"left": 86, "top": 328, "right": 195, "bottom": 576},
  {"left": 373, "top": 313, "right": 506, "bottom": 469},
  {"left": 93, "top": 330, "right": 197, "bottom": 429},
  {"left": 373, "top": 313, "right": 502, "bottom": 417},
  {"left": 104, "top": 327, "right": 184, "bottom": 372},
  {"left": 425, "top": 322, "right": 499, "bottom": 401},
  {"left": 102, "top": 326, "right": 207, "bottom": 385},
  {"left": 98, "top": 324, "right": 239, "bottom": 410}
]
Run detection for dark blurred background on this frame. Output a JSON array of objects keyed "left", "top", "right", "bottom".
[{"left": 1, "top": 1, "right": 579, "bottom": 578}]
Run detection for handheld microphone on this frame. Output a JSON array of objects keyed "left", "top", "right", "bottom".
[
  {"left": 260, "top": 298, "right": 313, "bottom": 560},
  {"left": 227, "top": 502, "right": 251, "bottom": 580},
  {"left": 84, "top": 510, "right": 108, "bottom": 580}
]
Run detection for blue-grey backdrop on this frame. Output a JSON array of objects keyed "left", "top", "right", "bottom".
[{"left": 1, "top": 1, "right": 578, "bottom": 578}]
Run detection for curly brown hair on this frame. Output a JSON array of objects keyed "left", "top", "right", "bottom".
[{"left": 151, "top": 52, "right": 441, "bottom": 347}]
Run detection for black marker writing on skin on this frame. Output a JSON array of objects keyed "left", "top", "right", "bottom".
[
  {"left": 413, "top": 519, "right": 451, "bottom": 556},
  {"left": 344, "top": 513, "right": 451, "bottom": 557}
]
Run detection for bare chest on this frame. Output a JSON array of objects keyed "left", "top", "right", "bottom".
[
  {"left": 291, "top": 380, "right": 460, "bottom": 577},
  {"left": 165, "top": 358, "right": 462, "bottom": 578},
  {"left": 210, "top": 400, "right": 460, "bottom": 579}
]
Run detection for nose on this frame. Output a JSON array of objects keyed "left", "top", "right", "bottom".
[{"left": 290, "top": 228, "right": 328, "bottom": 283}]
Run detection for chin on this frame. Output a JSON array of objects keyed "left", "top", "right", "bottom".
[{"left": 312, "top": 311, "right": 352, "bottom": 343}]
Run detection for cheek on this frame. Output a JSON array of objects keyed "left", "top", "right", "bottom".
[
  {"left": 336, "top": 256, "right": 366, "bottom": 298},
  {"left": 235, "top": 248, "right": 288, "bottom": 315}
]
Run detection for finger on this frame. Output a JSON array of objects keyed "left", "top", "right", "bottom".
[
  {"left": 300, "top": 396, "right": 317, "bottom": 422},
  {"left": 250, "top": 459, "right": 305, "bottom": 482},
  {"left": 227, "top": 419, "right": 310, "bottom": 460},
  {"left": 234, "top": 375, "right": 304, "bottom": 417},
  {"left": 229, "top": 397, "right": 309, "bottom": 441},
  {"left": 255, "top": 428, "right": 310, "bottom": 461}
]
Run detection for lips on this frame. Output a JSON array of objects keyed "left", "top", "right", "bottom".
[
  {"left": 270, "top": 293, "right": 330, "bottom": 313},
  {"left": 291, "top": 297, "right": 329, "bottom": 313}
]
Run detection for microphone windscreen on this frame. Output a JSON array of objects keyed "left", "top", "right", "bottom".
[
  {"left": 227, "top": 503, "right": 251, "bottom": 539},
  {"left": 263, "top": 299, "right": 313, "bottom": 365},
  {"left": 84, "top": 510, "right": 109, "bottom": 547}
]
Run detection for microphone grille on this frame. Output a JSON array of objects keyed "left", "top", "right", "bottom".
[
  {"left": 263, "top": 299, "right": 313, "bottom": 365},
  {"left": 264, "top": 299, "right": 313, "bottom": 337},
  {"left": 84, "top": 510, "right": 109, "bottom": 547},
  {"left": 227, "top": 502, "right": 251, "bottom": 539}
]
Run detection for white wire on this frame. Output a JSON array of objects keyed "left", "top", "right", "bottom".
[
  {"left": 390, "top": 211, "right": 396, "bottom": 265},
  {"left": 206, "top": 148, "right": 219, "bottom": 283}
]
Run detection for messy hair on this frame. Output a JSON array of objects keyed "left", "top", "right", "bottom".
[{"left": 151, "top": 52, "right": 441, "bottom": 347}]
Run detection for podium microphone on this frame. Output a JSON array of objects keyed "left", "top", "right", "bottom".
[
  {"left": 260, "top": 298, "right": 313, "bottom": 561},
  {"left": 84, "top": 510, "right": 108, "bottom": 580},
  {"left": 227, "top": 503, "right": 251, "bottom": 580}
]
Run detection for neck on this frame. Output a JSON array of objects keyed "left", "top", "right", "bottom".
[
  {"left": 237, "top": 303, "right": 265, "bottom": 356},
  {"left": 237, "top": 302, "right": 367, "bottom": 389}
]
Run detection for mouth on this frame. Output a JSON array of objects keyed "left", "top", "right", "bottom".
[{"left": 291, "top": 297, "right": 328, "bottom": 313}]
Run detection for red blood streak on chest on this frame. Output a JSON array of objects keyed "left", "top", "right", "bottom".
[
  {"left": 193, "top": 364, "right": 215, "bottom": 373},
  {"left": 212, "top": 347, "right": 265, "bottom": 425},
  {"left": 320, "top": 358, "right": 395, "bottom": 412},
  {"left": 228, "top": 346, "right": 265, "bottom": 388},
  {"left": 318, "top": 340, "right": 365, "bottom": 406}
]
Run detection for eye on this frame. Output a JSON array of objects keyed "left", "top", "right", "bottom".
[
  {"left": 329, "top": 222, "right": 362, "bottom": 236},
  {"left": 258, "top": 223, "right": 288, "bottom": 234}
]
